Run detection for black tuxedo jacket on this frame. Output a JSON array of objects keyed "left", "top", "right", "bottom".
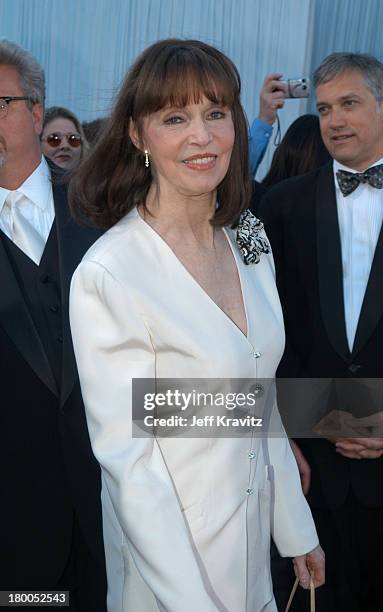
[
  {"left": 0, "top": 164, "right": 106, "bottom": 589},
  {"left": 249, "top": 179, "right": 267, "bottom": 217},
  {"left": 259, "top": 162, "right": 383, "bottom": 509}
]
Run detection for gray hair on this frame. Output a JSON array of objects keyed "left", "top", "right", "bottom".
[
  {"left": 314, "top": 52, "right": 383, "bottom": 104},
  {"left": 0, "top": 39, "right": 45, "bottom": 108}
]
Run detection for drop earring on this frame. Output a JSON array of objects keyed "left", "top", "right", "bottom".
[{"left": 144, "top": 150, "right": 150, "bottom": 168}]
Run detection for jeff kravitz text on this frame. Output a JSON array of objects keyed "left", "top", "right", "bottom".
[{"left": 143, "top": 414, "right": 263, "bottom": 428}]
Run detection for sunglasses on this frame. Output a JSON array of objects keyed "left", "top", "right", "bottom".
[{"left": 42, "top": 133, "right": 82, "bottom": 148}]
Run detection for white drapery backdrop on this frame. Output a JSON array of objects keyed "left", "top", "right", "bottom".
[
  {"left": 1, "top": 0, "right": 382, "bottom": 177},
  {"left": 308, "top": 0, "right": 383, "bottom": 113}
]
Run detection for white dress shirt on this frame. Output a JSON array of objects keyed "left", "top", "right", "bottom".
[
  {"left": 0, "top": 157, "right": 54, "bottom": 263},
  {"left": 334, "top": 156, "right": 383, "bottom": 351}
]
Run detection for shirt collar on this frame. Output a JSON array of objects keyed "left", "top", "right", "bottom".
[
  {"left": 0, "top": 157, "right": 52, "bottom": 214},
  {"left": 333, "top": 156, "right": 383, "bottom": 193}
]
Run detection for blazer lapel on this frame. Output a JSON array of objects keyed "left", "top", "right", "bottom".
[
  {"left": 352, "top": 222, "right": 383, "bottom": 357},
  {"left": 53, "top": 178, "right": 102, "bottom": 407},
  {"left": 0, "top": 235, "right": 59, "bottom": 396},
  {"left": 316, "top": 163, "right": 350, "bottom": 363}
]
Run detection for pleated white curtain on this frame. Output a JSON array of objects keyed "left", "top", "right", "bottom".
[
  {"left": 0, "top": 0, "right": 314, "bottom": 177},
  {"left": 308, "top": 0, "right": 383, "bottom": 112},
  {"left": 3, "top": 0, "right": 382, "bottom": 177}
]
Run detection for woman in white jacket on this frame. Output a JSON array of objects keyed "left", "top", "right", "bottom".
[{"left": 69, "top": 39, "right": 324, "bottom": 612}]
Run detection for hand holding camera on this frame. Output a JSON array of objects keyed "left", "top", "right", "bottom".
[
  {"left": 258, "top": 74, "right": 310, "bottom": 127},
  {"left": 258, "top": 73, "right": 286, "bottom": 125}
]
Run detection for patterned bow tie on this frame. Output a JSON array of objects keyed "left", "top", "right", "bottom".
[{"left": 336, "top": 164, "right": 383, "bottom": 196}]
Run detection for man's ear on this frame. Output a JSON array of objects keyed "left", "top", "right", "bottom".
[{"left": 32, "top": 103, "right": 44, "bottom": 136}]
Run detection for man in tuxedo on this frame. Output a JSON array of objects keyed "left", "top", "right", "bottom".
[
  {"left": 0, "top": 40, "right": 107, "bottom": 609},
  {"left": 260, "top": 52, "right": 383, "bottom": 612}
]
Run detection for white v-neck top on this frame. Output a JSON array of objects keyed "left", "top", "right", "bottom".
[{"left": 69, "top": 207, "right": 318, "bottom": 612}]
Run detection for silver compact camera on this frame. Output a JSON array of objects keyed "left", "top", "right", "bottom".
[{"left": 279, "top": 77, "right": 310, "bottom": 98}]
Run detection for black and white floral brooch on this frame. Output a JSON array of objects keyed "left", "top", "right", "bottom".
[{"left": 235, "top": 209, "right": 271, "bottom": 265}]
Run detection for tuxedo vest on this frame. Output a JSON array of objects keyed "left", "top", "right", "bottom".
[{"left": 0, "top": 222, "right": 63, "bottom": 388}]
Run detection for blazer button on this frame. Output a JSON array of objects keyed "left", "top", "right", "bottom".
[
  {"left": 253, "top": 351, "right": 261, "bottom": 359},
  {"left": 40, "top": 274, "right": 50, "bottom": 284},
  {"left": 49, "top": 304, "right": 59, "bottom": 313},
  {"left": 249, "top": 383, "right": 264, "bottom": 398},
  {"left": 246, "top": 488, "right": 254, "bottom": 495},
  {"left": 348, "top": 364, "right": 361, "bottom": 374},
  {"left": 248, "top": 451, "right": 256, "bottom": 459}
]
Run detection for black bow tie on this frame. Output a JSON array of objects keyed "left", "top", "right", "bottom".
[{"left": 336, "top": 165, "right": 383, "bottom": 196}]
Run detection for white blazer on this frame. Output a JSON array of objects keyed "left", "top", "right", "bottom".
[{"left": 69, "top": 208, "right": 318, "bottom": 612}]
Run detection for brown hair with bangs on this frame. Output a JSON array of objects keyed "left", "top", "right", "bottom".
[{"left": 69, "top": 39, "right": 251, "bottom": 229}]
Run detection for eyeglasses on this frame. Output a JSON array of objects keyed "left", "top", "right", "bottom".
[
  {"left": 42, "top": 133, "right": 82, "bottom": 148},
  {"left": 0, "top": 96, "right": 33, "bottom": 119}
]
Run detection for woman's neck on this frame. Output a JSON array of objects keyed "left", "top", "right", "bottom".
[{"left": 142, "top": 184, "right": 218, "bottom": 248}]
